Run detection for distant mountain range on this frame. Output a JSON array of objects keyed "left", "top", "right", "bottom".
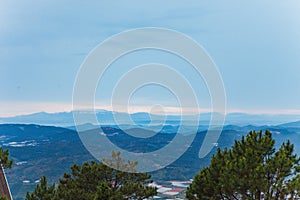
[
  {"left": 0, "top": 124, "right": 94, "bottom": 199},
  {"left": 279, "top": 120, "right": 300, "bottom": 128},
  {"left": 0, "top": 110, "right": 300, "bottom": 127},
  {"left": 1, "top": 122, "right": 300, "bottom": 199}
]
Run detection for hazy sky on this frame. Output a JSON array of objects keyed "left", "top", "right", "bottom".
[{"left": 1, "top": 0, "right": 300, "bottom": 116}]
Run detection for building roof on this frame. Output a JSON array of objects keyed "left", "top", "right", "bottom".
[{"left": 0, "top": 166, "right": 12, "bottom": 200}]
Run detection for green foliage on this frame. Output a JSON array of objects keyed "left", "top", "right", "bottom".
[
  {"left": 25, "top": 176, "right": 56, "bottom": 200},
  {"left": 26, "top": 151, "right": 157, "bottom": 200},
  {"left": 0, "top": 147, "right": 13, "bottom": 168},
  {"left": 186, "top": 130, "right": 300, "bottom": 200},
  {"left": 0, "top": 195, "right": 8, "bottom": 200}
]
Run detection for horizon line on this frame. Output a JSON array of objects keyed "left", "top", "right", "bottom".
[{"left": 1, "top": 108, "right": 300, "bottom": 118}]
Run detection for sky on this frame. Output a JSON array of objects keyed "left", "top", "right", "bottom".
[{"left": 1, "top": 0, "right": 300, "bottom": 117}]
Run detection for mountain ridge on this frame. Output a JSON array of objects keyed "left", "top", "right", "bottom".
[
  {"left": 1, "top": 110, "right": 300, "bottom": 127},
  {"left": 1, "top": 123, "right": 299, "bottom": 199}
]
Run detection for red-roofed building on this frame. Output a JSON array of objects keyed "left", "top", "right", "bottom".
[
  {"left": 0, "top": 166, "right": 12, "bottom": 200},
  {"left": 171, "top": 188, "right": 185, "bottom": 193}
]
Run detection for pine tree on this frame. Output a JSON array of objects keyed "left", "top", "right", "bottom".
[
  {"left": 57, "top": 151, "right": 156, "bottom": 200},
  {"left": 186, "top": 130, "right": 300, "bottom": 200},
  {"left": 0, "top": 147, "right": 13, "bottom": 168},
  {"left": 25, "top": 176, "right": 56, "bottom": 200},
  {"left": 27, "top": 151, "right": 157, "bottom": 200}
]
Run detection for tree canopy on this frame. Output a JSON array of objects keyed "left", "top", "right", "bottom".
[
  {"left": 25, "top": 176, "right": 56, "bottom": 200},
  {"left": 186, "top": 130, "right": 300, "bottom": 200},
  {"left": 26, "top": 151, "right": 157, "bottom": 200},
  {"left": 0, "top": 147, "right": 13, "bottom": 168}
]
